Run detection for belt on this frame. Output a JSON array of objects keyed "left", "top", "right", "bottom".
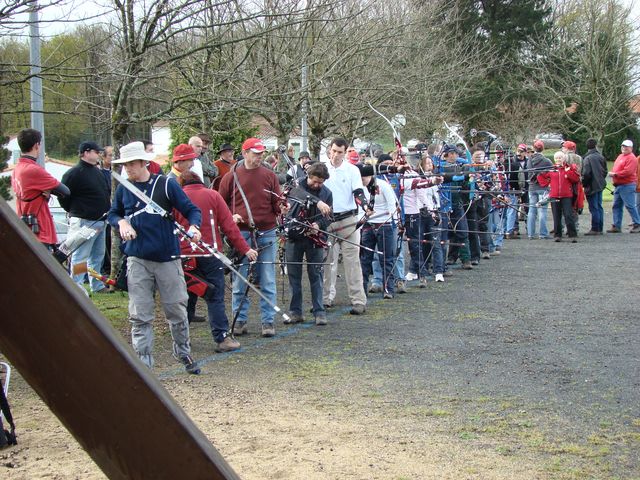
[{"left": 333, "top": 209, "right": 358, "bottom": 221}]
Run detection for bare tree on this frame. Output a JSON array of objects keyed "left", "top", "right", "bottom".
[{"left": 533, "top": 0, "right": 640, "bottom": 143}]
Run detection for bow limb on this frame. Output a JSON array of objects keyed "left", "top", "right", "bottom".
[
  {"left": 444, "top": 121, "right": 469, "bottom": 153},
  {"left": 368, "top": 102, "right": 402, "bottom": 152}
]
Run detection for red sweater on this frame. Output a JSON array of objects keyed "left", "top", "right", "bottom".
[
  {"left": 177, "top": 183, "right": 250, "bottom": 256},
  {"left": 611, "top": 152, "right": 637, "bottom": 186},
  {"left": 218, "top": 164, "right": 282, "bottom": 231},
  {"left": 538, "top": 165, "right": 580, "bottom": 198}
]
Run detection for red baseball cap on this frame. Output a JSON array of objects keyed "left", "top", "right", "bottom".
[
  {"left": 562, "top": 140, "right": 576, "bottom": 151},
  {"left": 172, "top": 144, "right": 198, "bottom": 162},
  {"left": 533, "top": 140, "right": 544, "bottom": 150},
  {"left": 241, "top": 137, "right": 266, "bottom": 153},
  {"left": 517, "top": 143, "right": 527, "bottom": 151}
]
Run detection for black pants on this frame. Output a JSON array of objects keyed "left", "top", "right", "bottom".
[{"left": 551, "top": 198, "right": 577, "bottom": 238}]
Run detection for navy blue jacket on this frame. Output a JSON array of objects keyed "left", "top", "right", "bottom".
[{"left": 108, "top": 174, "right": 201, "bottom": 262}]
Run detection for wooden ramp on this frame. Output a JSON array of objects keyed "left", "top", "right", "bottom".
[{"left": 0, "top": 198, "right": 240, "bottom": 480}]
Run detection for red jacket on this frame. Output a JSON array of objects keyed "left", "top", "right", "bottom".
[
  {"left": 177, "top": 183, "right": 250, "bottom": 256},
  {"left": 611, "top": 152, "right": 637, "bottom": 186},
  {"left": 538, "top": 165, "right": 580, "bottom": 198}
]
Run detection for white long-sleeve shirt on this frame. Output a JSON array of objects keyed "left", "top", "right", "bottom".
[{"left": 364, "top": 178, "right": 398, "bottom": 224}]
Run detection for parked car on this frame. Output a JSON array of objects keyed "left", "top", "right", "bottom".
[
  {"left": 49, "top": 197, "right": 69, "bottom": 245},
  {"left": 534, "top": 133, "right": 564, "bottom": 149}
]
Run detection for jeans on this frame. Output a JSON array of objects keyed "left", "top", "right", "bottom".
[
  {"left": 286, "top": 239, "right": 325, "bottom": 317},
  {"left": 232, "top": 228, "right": 277, "bottom": 326},
  {"left": 491, "top": 207, "right": 506, "bottom": 248},
  {"left": 372, "top": 226, "right": 404, "bottom": 284},
  {"left": 70, "top": 218, "right": 107, "bottom": 292},
  {"left": 361, "top": 224, "right": 396, "bottom": 294},
  {"left": 424, "top": 213, "right": 444, "bottom": 274},
  {"left": 505, "top": 194, "right": 518, "bottom": 233},
  {"left": 405, "top": 213, "right": 429, "bottom": 277},
  {"left": 465, "top": 201, "right": 481, "bottom": 261},
  {"left": 586, "top": 191, "right": 604, "bottom": 232},
  {"left": 612, "top": 183, "right": 640, "bottom": 228},
  {"left": 476, "top": 196, "right": 491, "bottom": 253},
  {"left": 186, "top": 256, "right": 229, "bottom": 343},
  {"left": 527, "top": 189, "right": 550, "bottom": 238}
]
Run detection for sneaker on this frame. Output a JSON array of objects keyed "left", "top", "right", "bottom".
[
  {"left": 315, "top": 313, "right": 327, "bottom": 326},
  {"left": 554, "top": 237, "right": 562, "bottom": 242},
  {"left": 383, "top": 292, "right": 394, "bottom": 299},
  {"left": 261, "top": 323, "right": 276, "bottom": 337},
  {"left": 395, "top": 280, "right": 407, "bottom": 294},
  {"left": 606, "top": 225, "right": 621, "bottom": 233},
  {"left": 462, "top": 261, "right": 473, "bottom": 270},
  {"left": 216, "top": 335, "right": 241, "bottom": 353},
  {"left": 232, "top": 322, "right": 247, "bottom": 336},
  {"left": 471, "top": 260, "right": 479, "bottom": 266},
  {"left": 178, "top": 355, "right": 201, "bottom": 375},
  {"left": 368, "top": 284, "right": 382, "bottom": 293},
  {"left": 350, "top": 304, "right": 366, "bottom": 315},
  {"left": 405, "top": 272, "right": 418, "bottom": 281},
  {"left": 284, "top": 312, "right": 304, "bottom": 324},
  {"left": 323, "top": 301, "right": 333, "bottom": 309},
  {"left": 630, "top": 224, "right": 640, "bottom": 233},
  {"left": 481, "top": 252, "right": 491, "bottom": 260},
  {"left": 419, "top": 277, "right": 428, "bottom": 288},
  {"left": 434, "top": 274, "right": 445, "bottom": 282}
]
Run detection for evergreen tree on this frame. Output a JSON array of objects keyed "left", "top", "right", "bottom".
[{"left": 444, "top": 0, "right": 552, "bottom": 129}]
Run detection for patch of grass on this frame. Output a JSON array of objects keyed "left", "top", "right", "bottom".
[
  {"left": 284, "top": 358, "right": 340, "bottom": 380},
  {"left": 411, "top": 407, "right": 453, "bottom": 417},
  {"left": 91, "top": 291, "right": 130, "bottom": 331}
]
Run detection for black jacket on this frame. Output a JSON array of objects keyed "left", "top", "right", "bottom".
[
  {"left": 59, "top": 160, "right": 111, "bottom": 220},
  {"left": 581, "top": 148, "right": 608, "bottom": 195}
]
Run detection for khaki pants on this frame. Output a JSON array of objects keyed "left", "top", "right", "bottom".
[{"left": 322, "top": 216, "right": 366, "bottom": 306}]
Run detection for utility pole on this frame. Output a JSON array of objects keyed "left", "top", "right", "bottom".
[
  {"left": 301, "top": 64, "right": 308, "bottom": 153},
  {"left": 29, "top": 1, "right": 45, "bottom": 166}
]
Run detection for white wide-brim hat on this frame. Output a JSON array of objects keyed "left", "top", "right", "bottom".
[{"left": 112, "top": 141, "right": 157, "bottom": 164}]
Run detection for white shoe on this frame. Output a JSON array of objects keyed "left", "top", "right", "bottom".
[
  {"left": 405, "top": 272, "right": 418, "bottom": 281},
  {"left": 435, "top": 274, "right": 445, "bottom": 282}
]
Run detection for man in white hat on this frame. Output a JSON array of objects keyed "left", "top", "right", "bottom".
[
  {"left": 108, "top": 141, "right": 204, "bottom": 374},
  {"left": 607, "top": 139, "right": 640, "bottom": 233}
]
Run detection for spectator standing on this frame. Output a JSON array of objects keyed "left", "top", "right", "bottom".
[
  {"left": 212, "top": 143, "right": 236, "bottom": 190},
  {"left": 581, "top": 138, "right": 608, "bottom": 235},
  {"left": 607, "top": 140, "right": 640, "bottom": 233},
  {"left": 195, "top": 133, "right": 218, "bottom": 188},
  {"left": 526, "top": 140, "right": 553, "bottom": 239},
  {"left": 59, "top": 141, "right": 111, "bottom": 293},
  {"left": 11, "top": 128, "right": 69, "bottom": 248}
]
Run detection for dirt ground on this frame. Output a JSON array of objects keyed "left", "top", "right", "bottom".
[{"left": 1, "top": 209, "right": 640, "bottom": 479}]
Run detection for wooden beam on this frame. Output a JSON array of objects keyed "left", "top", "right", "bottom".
[{"left": 0, "top": 199, "right": 240, "bottom": 480}]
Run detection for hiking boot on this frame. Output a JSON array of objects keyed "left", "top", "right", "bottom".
[
  {"left": 443, "top": 270, "right": 454, "bottom": 277},
  {"left": 481, "top": 252, "right": 491, "bottom": 260},
  {"left": 383, "top": 292, "right": 394, "bottom": 299},
  {"left": 350, "top": 304, "right": 366, "bottom": 315},
  {"left": 368, "top": 284, "right": 382, "bottom": 293},
  {"left": 630, "top": 224, "right": 640, "bottom": 233},
  {"left": 261, "top": 323, "right": 276, "bottom": 337},
  {"left": 284, "top": 312, "right": 304, "bottom": 324},
  {"left": 419, "top": 277, "right": 428, "bottom": 288},
  {"left": 216, "top": 335, "right": 241, "bottom": 353},
  {"left": 178, "top": 355, "right": 201, "bottom": 375},
  {"left": 462, "top": 261, "right": 473, "bottom": 270},
  {"left": 395, "top": 280, "right": 407, "bottom": 294},
  {"left": 232, "top": 322, "right": 247, "bottom": 336},
  {"left": 434, "top": 273, "right": 445, "bottom": 283},
  {"left": 191, "top": 314, "right": 207, "bottom": 323},
  {"left": 583, "top": 230, "right": 599, "bottom": 236},
  {"left": 606, "top": 225, "right": 621, "bottom": 233},
  {"left": 315, "top": 313, "right": 327, "bottom": 326}
]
